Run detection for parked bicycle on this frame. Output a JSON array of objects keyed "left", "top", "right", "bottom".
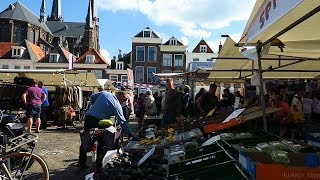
[{"left": 0, "top": 133, "right": 50, "bottom": 180}]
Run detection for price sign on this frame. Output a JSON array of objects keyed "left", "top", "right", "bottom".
[{"left": 201, "top": 135, "right": 221, "bottom": 147}]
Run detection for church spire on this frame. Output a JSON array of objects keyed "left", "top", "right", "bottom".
[
  {"left": 40, "top": 0, "right": 46, "bottom": 22},
  {"left": 91, "top": 0, "right": 98, "bottom": 23},
  {"left": 48, "top": 0, "right": 62, "bottom": 21},
  {"left": 86, "top": 0, "right": 93, "bottom": 28}
]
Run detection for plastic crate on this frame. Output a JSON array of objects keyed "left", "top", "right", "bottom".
[
  {"left": 169, "top": 147, "right": 235, "bottom": 176},
  {"left": 168, "top": 163, "right": 248, "bottom": 180}
]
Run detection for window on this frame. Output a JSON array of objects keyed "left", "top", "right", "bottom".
[
  {"left": 170, "top": 39, "right": 177, "bottom": 45},
  {"left": 109, "top": 75, "right": 118, "bottom": 82},
  {"left": 136, "top": 46, "right": 145, "bottom": 61},
  {"left": 143, "top": 30, "right": 151, "bottom": 38},
  {"left": 148, "top": 46, "right": 157, "bottom": 62},
  {"left": 163, "top": 54, "right": 172, "bottom": 67},
  {"left": 24, "top": 66, "right": 31, "bottom": 69},
  {"left": 92, "top": 70, "right": 102, "bottom": 79},
  {"left": 116, "top": 61, "right": 124, "bottom": 70},
  {"left": 121, "top": 75, "right": 128, "bottom": 83},
  {"left": 15, "top": 26, "right": 22, "bottom": 43},
  {"left": 2, "top": 65, "right": 9, "bottom": 69},
  {"left": 200, "top": 45, "right": 207, "bottom": 53},
  {"left": 174, "top": 54, "right": 183, "bottom": 67},
  {"left": 162, "top": 70, "right": 172, "bottom": 73},
  {"left": 174, "top": 70, "right": 183, "bottom": 73},
  {"left": 207, "top": 58, "right": 213, "bottom": 61},
  {"left": 147, "top": 67, "right": 156, "bottom": 82},
  {"left": 49, "top": 53, "right": 60, "bottom": 63},
  {"left": 193, "top": 58, "right": 199, "bottom": 61},
  {"left": 135, "top": 66, "right": 144, "bottom": 82},
  {"left": 14, "top": 66, "right": 20, "bottom": 69},
  {"left": 30, "top": 29, "right": 36, "bottom": 44},
  {"left": 11, "top": 46, "right": 25, "bottom": 57},
  {"left": 86, "top": 55, "right": 95, "bottom": 64}
]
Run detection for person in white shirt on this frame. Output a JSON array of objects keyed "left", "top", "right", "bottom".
[{"left": 303, "top": 92, "right": 313, "bottom": 122}]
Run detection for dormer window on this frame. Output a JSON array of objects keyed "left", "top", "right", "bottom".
[
  {"left": 11, "top": 46, "right": 25, "bottom": 58},
  {"left": 86, "top": 55, "right": 95, "bottom": 64},
  {"left": 49, "top": 53, "right": 60, "bottom": 63},
  {"left": 143, "top": 30, "right": 151, "bottom": 38},
  {"left": 116, "top": 61, "right": 124, "bottom": 70},
  {"left": 200, "top": 45, "right": 207, "bottom": 53},
  {"left": 170, "top": 39, "right": 177, "bottom": 45}
]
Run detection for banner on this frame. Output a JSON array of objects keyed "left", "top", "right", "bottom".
[
  {"left": 68, "top": 54, "right": 73, "bottom": 70},
  {"left": 127, "top": 68, "right": 134, "bottom": 88},
  {"left": 246, "top": 0, "right": 303, "bottom": 44}
]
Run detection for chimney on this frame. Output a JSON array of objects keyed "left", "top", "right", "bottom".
[{"left": 218, "top": 41, "right": 222, "bottom": 53}]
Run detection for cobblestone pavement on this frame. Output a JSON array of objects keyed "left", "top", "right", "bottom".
[
  {"left": 34, "top": 119, "right": 140, "bottom": 180},
  {"left": 34, "top": 125, "right": 92, "bottom": 180}
]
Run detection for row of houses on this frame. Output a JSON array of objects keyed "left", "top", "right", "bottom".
[{"left": 0, "top": 0, "right": 217, "bottom": 86}]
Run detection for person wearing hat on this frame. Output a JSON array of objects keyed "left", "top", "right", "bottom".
[
  {"left": 144, "top": 90, "right": 157, "bottom": 116},
  {"left": 182, "top": 85, "right": 194, "bottom": 118}
]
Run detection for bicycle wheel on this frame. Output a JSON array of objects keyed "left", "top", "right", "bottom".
[{"left": 0, "top": 152, "right": 49, "bottom": 180}]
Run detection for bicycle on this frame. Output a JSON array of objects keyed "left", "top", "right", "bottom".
[{"left": 0, "top": 133, "right": 50, "bottom": 180}]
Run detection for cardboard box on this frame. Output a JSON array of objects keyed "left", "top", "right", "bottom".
[{"left": 239, "top": 151, "right": 320, "bottom": 180}]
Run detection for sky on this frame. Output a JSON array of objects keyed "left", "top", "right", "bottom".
[{"left": 0, "top": 0, "right": 256, "bottom": 62}]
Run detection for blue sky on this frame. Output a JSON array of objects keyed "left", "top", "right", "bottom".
[{"left": 0, "top": 0, "right": 255, "bottom": 61}]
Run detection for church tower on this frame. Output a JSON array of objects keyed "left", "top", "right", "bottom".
[
  {"left": 40, "top": 0, "right": 46, "bottom": 22},
  {"left": 47, "top": 0, "right": 63, "bottom": 21},
  {"left": 84, "top": 0, "right": 99, "bottom": 53}
]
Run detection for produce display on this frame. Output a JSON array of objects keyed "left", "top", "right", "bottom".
[
  {"left": 99, "top": 151, "right": 168, "bottom": 180},
  {"left": 138, "top": 128, "right": 175, "bottom": 145}
]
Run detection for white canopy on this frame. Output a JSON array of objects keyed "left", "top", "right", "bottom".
[
  {"left": 208, "top": 37, "right": 320, "bottom": 80},
  {"left": 240, "top": 0, "right": 320, "bottom": 59}
]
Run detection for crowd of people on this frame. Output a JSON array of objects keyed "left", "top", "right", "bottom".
[{"left": 265, "top": 87, "right": 320, "bottom": 139}]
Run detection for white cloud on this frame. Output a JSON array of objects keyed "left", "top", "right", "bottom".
[
  {"left": 180, "top": 37, "right": 189, "bottom": 46},
  {"left": 100, "top": 48, "right": 112, "bottom": 64},
  {"left": 98, "top": 0, "right": 255, "bottom": 38}
]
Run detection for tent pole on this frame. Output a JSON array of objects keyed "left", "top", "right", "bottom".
[{"left": 256, "top": 41, "right": 267, "bottom": 131}]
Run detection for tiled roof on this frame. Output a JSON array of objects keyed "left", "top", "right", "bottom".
[
  {"left": 0, "top": 42, "right": 18, "bottom": 58},
  {"left": 76, "top": 48, "right": 109, "bottom": 65},
  {"left": 192, "top": 39, "right": 214, "bottom": 53},
  {"left": 61, "top": 47, "right": 77, "bottom": 61},
  {"left": 46, "top": 21, "right": 86, "bottom": 38},
  {"left": 38, "top": 46, "right": 75, "bottom": 63},
  {"left": 0, "top": 2, "right": 51, "bottom": 34},
  {"left": 26, "top": 41, "right": 45, "bottom": 62}
]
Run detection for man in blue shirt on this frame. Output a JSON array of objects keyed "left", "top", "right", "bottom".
[
  {"left": 78, "top": 90, "right": 133, "bottom": 169},
  {"left": 38, "top": 81, "right": 49, "bottom": 130}
]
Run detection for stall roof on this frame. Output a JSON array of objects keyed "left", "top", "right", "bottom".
[
  {"left": 23, "top": 72, "right": 99, "bottom": 87},
  {"left": 208, "top": 37, "right": 320, "bottom": 80},
  {"left": 240, "top": 0, "right": 320, "bottom": 59}
]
